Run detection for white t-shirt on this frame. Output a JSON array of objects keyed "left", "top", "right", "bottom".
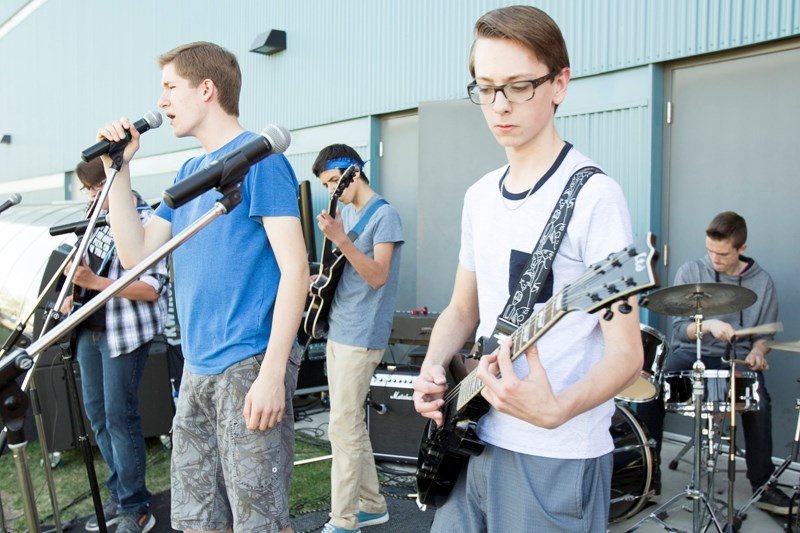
[{"left": 460, "top": 144, "right": 633, "bottom": 459}]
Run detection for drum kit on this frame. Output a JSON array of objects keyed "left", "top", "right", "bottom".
[{"left": 607, "top": 282, "right": 797, "bottom": 532}]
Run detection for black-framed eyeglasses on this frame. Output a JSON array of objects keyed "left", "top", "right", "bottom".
[{"left": 467, "top": 72, "right": 556, "bottom": 105}]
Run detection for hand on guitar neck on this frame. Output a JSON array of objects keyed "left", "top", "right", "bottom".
[{"left": 303, "top": 164, "right": 358, "bottom": 339}]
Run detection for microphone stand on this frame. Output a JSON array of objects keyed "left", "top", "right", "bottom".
[
  {"left": 0, "top": 155, "right": 248, "bottom": 532},
  {"left": 722, "top": 339, "right": 742, "bottom": 533}
]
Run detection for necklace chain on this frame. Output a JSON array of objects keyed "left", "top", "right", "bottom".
[{"left": 499, "top": 168, "right": 536, "bottom": 211}]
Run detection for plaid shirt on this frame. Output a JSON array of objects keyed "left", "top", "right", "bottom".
[{"left": 89, "top": 194, "right": 169, "bottom": 358}]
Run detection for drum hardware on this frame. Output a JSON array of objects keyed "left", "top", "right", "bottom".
[
  {"left": 628, "top": 283, "right": 758, "bottom": 533},
  {"left": 667, "top": 423, "right": 747, "bottom": 472},
  {"left": 731, "top": 388, "right": 800, "bottom": 525},
  {"left": 616, "top": 324, "right": 667, "bottom": 403}
]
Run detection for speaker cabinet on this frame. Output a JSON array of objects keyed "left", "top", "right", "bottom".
[
  {"left": 366, "top": 365, "right": 427, "bottom": 463},
  {"left": 33, "top": 339, "right": 175, "bottom": 452},
  {"left": 296, "top": 340, "right": 328, "bottom": 396}
]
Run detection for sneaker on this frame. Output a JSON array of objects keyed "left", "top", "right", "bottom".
[
  {"left": 115, "top": 510, "right": 156, "bottom": 533},
  {"left": 357, "top": 510, "right": 389, "bottom": 528},
  {"left": 755, "top": 485, "right": 793, "bottom": 516},
  {"left": 85, "top": 500, "right": 119, "bottom": 531},
  {"left": 321, "top": 523, "right": 361, "bottom": 533}
]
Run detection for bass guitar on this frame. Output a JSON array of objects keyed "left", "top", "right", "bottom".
[
  {"left": 415, "top": 234, "right": 658, "bottom": 508},
  {"left": 303, "top": 164, "right": 358, "bottom": 339}
]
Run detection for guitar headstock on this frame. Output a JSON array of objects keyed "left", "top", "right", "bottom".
[
  {"left": 330, "top": 164, "right": 358, "bottom": 202},
  {"left": 563, "top": 232, "right": 659, "bottom": 314}
]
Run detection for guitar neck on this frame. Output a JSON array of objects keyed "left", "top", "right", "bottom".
[
  {"left": 456, "top": 294, "right": 567, "bottom": 411},
  {"left": 319, "top": 197, "right": 340, "bottom": 266}
]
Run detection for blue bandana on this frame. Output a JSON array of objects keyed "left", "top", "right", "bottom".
[{"left": 324, "top": 157, "right": 366, "bottom": 171}]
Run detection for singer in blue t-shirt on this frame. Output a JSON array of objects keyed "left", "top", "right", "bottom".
[{"left": 97, "top": 41, "right": 308, "bottom": 533}]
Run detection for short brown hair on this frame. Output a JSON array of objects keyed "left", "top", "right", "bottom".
[
  {"left": 706, "top": 211, "right": 747, "bottom": 249},
  {"left": 312, "top": 144, "right": 369, "bottom": 183},
  {"left": 158, "top": 41, "right": 241, "bottom": 116},
  {"left": 468, "top": 5, "right": 570, "bottom": 79},
  {"left": 75, "top": 157, "right": 106, "bottom": 189}
]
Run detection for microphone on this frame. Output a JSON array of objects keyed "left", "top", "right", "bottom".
[
  {"left": 49, "top": 216, "right": 108, "bottom": 236},
  {"left": 80, "top": 110, "right": 163, "bottom": 162},
  {"left": 162, "top": 124, "right": 291, "bottom": 209},
  {"left": 0, "top": 193, "right": 21, "bottom": 215}
]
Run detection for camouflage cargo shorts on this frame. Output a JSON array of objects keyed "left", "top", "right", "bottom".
[{"left": 170, "top": 346, "right": 300, "bottom": 533}]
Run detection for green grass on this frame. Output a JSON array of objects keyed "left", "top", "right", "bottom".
[{"left": 0, "top": 431, "right": 334, "bottom": 532}]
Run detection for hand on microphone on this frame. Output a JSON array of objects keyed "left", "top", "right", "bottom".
[{"left": 97, "top": 117, "right": 142, "bottom": 167}]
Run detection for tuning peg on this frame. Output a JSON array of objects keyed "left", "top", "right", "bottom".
[
  {"left": 619, "top": 302, "right": 633, "bottom": 314},
  {"left": 603, "top": 308, "right": 614, "bottom": 321}
]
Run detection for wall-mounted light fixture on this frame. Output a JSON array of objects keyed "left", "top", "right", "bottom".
[
  {"left": 0, "top": 134, "right": 10, "bottom": 144},
  {"left": 250, "top": 29, "right": 287, "bottom": 56}
]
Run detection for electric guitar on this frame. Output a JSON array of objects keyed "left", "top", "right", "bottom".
[
  {"left": 415, "top": 234, "right": 659, "bottom": 509},
  {"left": 303, "top": 164, "right": 358, "bottom": 339}
]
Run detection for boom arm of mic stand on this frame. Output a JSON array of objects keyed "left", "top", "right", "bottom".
[
  {"left": 18, "top": 198, "right": 235, "bottom": 391},
  {"left": 0, "top": 246, "right": 78, "bottom": 357},
  {"left": 38, "top": 175, "right": 116, "bottom": 339}
]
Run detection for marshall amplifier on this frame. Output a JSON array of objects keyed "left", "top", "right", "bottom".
[{"left": 366, "top": 365, "right": 427, "bottom": 463}]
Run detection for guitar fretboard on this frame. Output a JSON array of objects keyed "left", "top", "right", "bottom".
[{"left": 455, "top": 293, "right": 567, "bottom": 411}]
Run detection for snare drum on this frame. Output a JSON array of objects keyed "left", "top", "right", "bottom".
[
  {"left": 616, "top": 324, "right": 667, "bottom": 403},
  {"left": 609, "top": 403, "right": 654, "bottom": 523},
  {"left": 662, "top": 369, "right": 760, "bottom": 414}
]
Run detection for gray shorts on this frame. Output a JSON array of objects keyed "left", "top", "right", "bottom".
[
  {"left": 170, "top": 347, "right": 300, "bottom": 533},
  {"left": 430, "top": 444, "right": 613, "bottom": 533}
]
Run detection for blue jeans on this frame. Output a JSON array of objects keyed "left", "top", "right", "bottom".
[
  {"left": 635, "top": 349, "right": 774, "bottom": 491},
  {"left": 75, "top": 328, "right": 151, "bottom": 515}
]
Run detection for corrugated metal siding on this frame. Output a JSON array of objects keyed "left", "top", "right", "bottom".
[
  {"left": 1, "top": 0, "right": 798, "bottom": 184},
  {"left": 556, "top": 103, "right": 651, "bottom": 240}
]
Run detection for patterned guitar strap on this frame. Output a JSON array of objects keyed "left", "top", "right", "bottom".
[{"left": 478, "top": 165, "right": 602, "bottom": 356}]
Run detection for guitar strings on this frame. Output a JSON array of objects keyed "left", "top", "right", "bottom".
[{"left": 437, "top": 246, "right": 635, "bottom": 408}]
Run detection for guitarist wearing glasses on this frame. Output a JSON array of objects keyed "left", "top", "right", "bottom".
[
  {"left": 311, "top": 145, "right": 404, "bottom": 533},
  {"left": 412, "top": 6, "right": 644, "bottom": 532}
]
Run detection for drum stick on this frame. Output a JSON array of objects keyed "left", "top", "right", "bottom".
[
  {"left": 734, "top": 322, "right": 783, "bottom": 337},
  {"left": 730, "top": 358, "right": 769, "bottom": 371}
]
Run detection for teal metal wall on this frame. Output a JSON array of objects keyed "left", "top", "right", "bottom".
[{"left": 1, "top": 0, "right": 798, "bottom": 185}]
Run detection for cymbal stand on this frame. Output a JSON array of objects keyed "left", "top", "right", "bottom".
[
  {"left": 626, "top": 311, "right": 724, "bottom": 533},
  {"left": 734, "top": 391, "right": 800, "bottom": 523}
]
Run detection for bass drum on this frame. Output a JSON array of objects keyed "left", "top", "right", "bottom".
[{"left": 609, "top": 403, "right": 654, "bottom": 523}]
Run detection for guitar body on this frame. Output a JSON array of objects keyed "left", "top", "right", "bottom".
[
  {"left": 303, "top": 164, "right": 358, "bottom": 340},
  {"left": 304, "top": 253, "right": 346, "bottom": 339},
  {"left": 415, "top": 235, "right": 658, "bottom": 508},
  {"left": 416, "top": 393, "right": 489, "bottom": 508}
]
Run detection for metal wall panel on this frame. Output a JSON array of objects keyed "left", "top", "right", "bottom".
[
  {"left": 557, "top": 104, "right": 651, "bottom": 240},
  {"left": 1, "top": 0, "right": 798, "bottom": 188}
]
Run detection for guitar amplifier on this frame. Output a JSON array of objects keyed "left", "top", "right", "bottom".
[
  {"left": 366, "top": 365, "right": 428, "bottom": 463},
  {"left": 296, "top": 338, "right": 328, "bottom": 396}
]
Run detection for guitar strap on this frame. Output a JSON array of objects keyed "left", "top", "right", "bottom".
[
  {"left": 346, "top": 197, "right": 388, "bottom": 241},
  {"left": 492, "top": 165, "right": 603, "bottom": 340}
]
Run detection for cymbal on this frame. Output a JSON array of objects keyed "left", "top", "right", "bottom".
[
  {"left": 643, "top": 283, "right": 757, "bottom": 316},
  {"left": 765, "top": 340, "right": 800, "bottom": 353}
]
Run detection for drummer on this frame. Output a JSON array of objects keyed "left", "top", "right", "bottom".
[{"left": 636, "top": 211, "right": 791, "bottom": 516}]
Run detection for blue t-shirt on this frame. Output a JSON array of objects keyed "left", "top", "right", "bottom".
[
  {"left": 155, "top": 131, "right": 300, "bottom": 374},
  {"left": 327, "top": 194, "right": 404, "bottom": 348}
]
